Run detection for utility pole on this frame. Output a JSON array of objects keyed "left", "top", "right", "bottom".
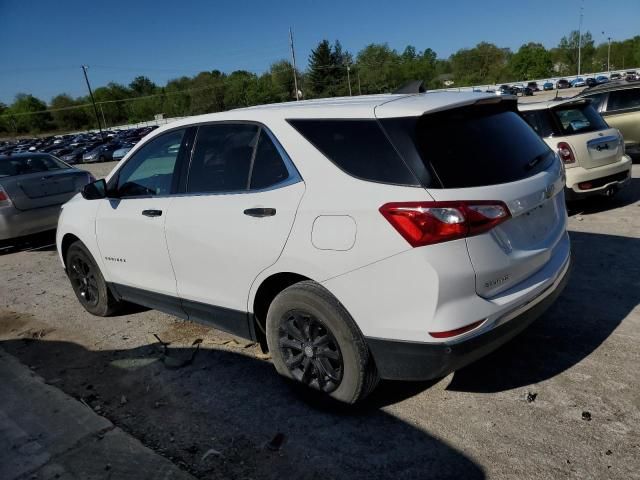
[
  {"left": 356, "top": 68, "right": 362, "bottom": 95},
  {"left": 346, "top": 64, "right": 352, "bottom": 96},
  {"left": 289, "top": 27, "right": 300, "bottom": 101},
  {"left": 577, "top": 1, "right": 584, "bottom": 76},
  {"left": 607, "top": 37, "right": 612, "bottom": 73},
  {"left": 99, "top": 103, "right": 107, "bottom": 129},
  {"left": 81, "top": 65, "right": 103, "bottom": 137}
]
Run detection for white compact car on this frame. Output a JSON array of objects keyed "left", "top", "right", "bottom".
[
  {"left": 520, "top": 98, "right": 632, "bottom": 199},
  {"left": 57, "top": 92, "right": 570, "bottom": 403}
]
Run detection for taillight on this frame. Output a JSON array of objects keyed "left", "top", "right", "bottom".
[
  {"left": 0, "top": 185, "right": 12, "bottom": 206},
  {"left": 379, "top": 201, "right": 510, "bottom": 247},
  {"left": 557, "top": 142, "right": 575, "bottom": 165},
  {"left": 429, "top": 319, "right": 485, "bottom": 339}
]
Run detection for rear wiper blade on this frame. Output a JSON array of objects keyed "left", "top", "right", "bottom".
[{"left": 525, "top": 152, "right": 548, "bottom": 170}]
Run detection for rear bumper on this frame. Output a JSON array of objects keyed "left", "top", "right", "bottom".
[
  {"left": 0, "top": 204, "right": 62, "bottom": 241},
  {"left": 565, "top": 155, "right": 632, "bottom": 199},
  {"left": 366, "top": 256, "right": 571, "bottom": 381}
]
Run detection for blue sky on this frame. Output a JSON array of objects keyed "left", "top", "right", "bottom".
[{"left": 1, "top": 0, "right": 638, "bottom": 104}]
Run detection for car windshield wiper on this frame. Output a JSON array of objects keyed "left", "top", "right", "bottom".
[{"left": 525, "top": 152, "right": 548, "bottom": 170}]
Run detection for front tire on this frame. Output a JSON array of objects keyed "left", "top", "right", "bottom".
[
  {"left": 266, "top": 281, "right": 379, "bottom": 404},
  {"left": 66, "top": 241, "right": 121, "bottom": 316}
]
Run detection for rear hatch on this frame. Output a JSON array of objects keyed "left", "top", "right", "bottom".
[
  {"left": 378, "top": 98, "right": 567, "bottom": 298},
  {"left": 549, "top": 100, "right": 622, "bottom": 169},
  {"left": 0, "top": 155, "right": 90, "bottom": 210}
]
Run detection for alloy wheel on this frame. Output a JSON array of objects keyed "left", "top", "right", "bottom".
[
  {"left": 68, "top": 255, "right": 100, "bottom": 307},
  {"left": 278, "top": 310, "right": 343, "bottom": 392}
]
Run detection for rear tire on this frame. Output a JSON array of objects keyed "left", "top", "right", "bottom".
[
  {"left": 266, "top": 281, "right": 379, "bottom": 404},
  {"left": 66, "top": 241, "right": 121, "bottom": 316}
]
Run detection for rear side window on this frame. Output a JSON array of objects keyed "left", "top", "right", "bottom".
[
  {"left": 551, "top": 104, "right": 608, "bottom": 135},
  {"left": 288, "top": 119, "right": 418, "bottom": 185},
  {"left": 583, "top": 92, "right": 606, "bottom": 110},
  {"left": 408, "top": 106, "right": 554, "bottom": 188},
  {"left": 606, "top": 88, "right": 640, "bottom": 111},
  {"left": 250, "top": 130, "right": 290, "bottom": 190},
  {"left": 521, "top": 110, "right": 555, "bottom": 138},
  {"left": 187, "top": 124, "right": 259, "bottom": 193}
]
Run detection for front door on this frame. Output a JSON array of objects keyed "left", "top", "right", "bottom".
[
  {"left": 95, "top": 128, "right": 188, "bottom": 313},
  {"left": 165, "top": 123, "right": 304, "bottom": 335}
]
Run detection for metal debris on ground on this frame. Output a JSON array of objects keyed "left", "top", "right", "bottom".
[
  {"left": 152, "top": 333, "right": 203, "bottom": 369},
  {"left": 525, "top": 392, "right": 537, "bottom": 403},
  {"left": 582, "top": 411, "right": 592, "bottom": 421},
  {"left": 201, "top": 448, "right": 223, "bottom": 461}
]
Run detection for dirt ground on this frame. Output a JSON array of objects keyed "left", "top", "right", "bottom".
[{"left": 0, "top": 161, "right": 638, "bottom": 479}]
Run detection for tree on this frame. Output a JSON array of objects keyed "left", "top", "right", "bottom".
[
  {"left": 129, "top": 76, "right": 157, "bottom": 96},
  {"left": 509, "top": 42, "right": 553, "bottom": 80},
  {"left": 50, "top": 94, "right": 90, "bottom": 131},
  {"left": 449, "top": 42, "right": 511, "bottom": 85},
  {"left": 7, "top": 94, "right": 52, "bottom": 133},
  {"left": 308, "top": 40, "right": 335, "bottom": 97},
  {"left": 355, "top": 43, "right": 402, "bottom": 93},
  {"left": 557, "top": 31, "right": 595, "bottom": 75}
]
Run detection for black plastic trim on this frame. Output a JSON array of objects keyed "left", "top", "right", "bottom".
[
  {"left": 365, "top": 262, "right": 570, "bottom": 381},
  {"left": 109, "top": 283, "right": 255, "bottom": 340}
]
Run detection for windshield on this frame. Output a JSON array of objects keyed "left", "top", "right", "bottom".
[{"left": 0, "top": 154, "right": 70, "bottom": 177}]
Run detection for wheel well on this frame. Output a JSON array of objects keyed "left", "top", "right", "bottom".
[
  {"left": 60, "top": 233, "right": 81, "bottom": 267},
  {"left": 252, "top": 272, "right": 311, "bottom": 351}
]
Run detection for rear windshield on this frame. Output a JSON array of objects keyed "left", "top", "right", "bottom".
[
  {"left": 384, "top": 105, "right": 555, "bottom": 188},
  {"left": 287, "top": 119, "right": 419, "bottom": 186},
  {"left": 0, "top": 154, "right": 70, "bottom": 177},
  {"left": 551, "top": 103, "right": 608, "bottom": 135}
]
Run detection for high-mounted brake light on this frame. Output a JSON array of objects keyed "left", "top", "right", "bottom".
[
  {"left": 557, "top": 142, "right": 575, "bottom": 165},
  {"left": 379, "top": 201, "right": 510, "bottom": 247}
]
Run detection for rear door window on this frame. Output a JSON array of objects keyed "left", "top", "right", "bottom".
[
  {"left": 396, "top": 105, "right": 555, "bottom": 188},
  {"left": 288, "top": 119, "right": 418, "bottom": 185},
  {"left": 606, "top": 88, "right": 640, "bottom": 112},
  {"left": 249, "top": 130, "right": 290, "bottom": 190},
  {"left": 551, "top": 104, "right": 608, "bottom": 135}
]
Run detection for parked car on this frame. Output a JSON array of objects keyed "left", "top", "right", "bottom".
[
  {"left": 520, "top": 98, "right": 631, "bottom": 200},
  {"left": 610, "top": 72, "right": 622, "bottom": 80},
  {"left": 57, "top": 92, "right": 571, "bottom": 403},
  {"left": 624, "top": 71, "right": 638, "bottom": 81},
  {"left": 82, "top": 143, "right": 123, "bottom": 163},
  {"left": 496, "top": 84, "right": 517, "bottom": 95},
  {"left": 112, "top": 143, "right": 135, "bottom": 161},
  {"left": 0, "top": 154, "right": 93, "bottom": 241},
  {"left": 513, "top": 84, "right": 533, "bottom": 96},
  {"left": 543, "top": 81, "right": 554, "bottom": 91},
  {"left": 556, "top": 79, "right": 571, "bottom": 89},
  {"left": 571, "top": 77, "right": 586, "bottom": 87},
  {"left": 578, "top": 82, "right": 640, "bottom": 159},
  {"left": 596, "top": 75, "right": 609, "bottom": 84},
  {"left": 585, "top": 78, "right": 597, "bottom": 88},
  {"left": 527, "top": 81, "right": 540, "bottom": 92}
]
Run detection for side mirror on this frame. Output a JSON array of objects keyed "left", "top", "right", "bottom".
[{"left": 82, "top": 179, "right": 107, "bottom": 200}]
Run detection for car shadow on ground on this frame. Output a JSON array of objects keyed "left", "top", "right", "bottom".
[
  {"left": 447, "top": 230, "right": 639, "bottom": 393},
  {"left": 567, "top": 177, "right": 639, "bottom": 217},
  {"left": 0, "top": 338, "right": 484, "bottom": 480}
]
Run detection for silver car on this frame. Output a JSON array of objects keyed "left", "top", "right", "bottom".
[{"left": 0, "top": 153, "right": 93, "bottom": 241}]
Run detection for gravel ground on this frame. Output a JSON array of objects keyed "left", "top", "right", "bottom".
[{"left": 0, "top": 162, "right": 638, "bottom": 480}]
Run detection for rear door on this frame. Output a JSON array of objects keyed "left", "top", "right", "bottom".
[
  {"left": 165, "top": 123, "right": 304, "bottom": 334},
  {"left": 600, "top": 87, "right": 640, "bottom": 150},
  {"left": 0, "top": 155, "right": 89, "bottom": 210},
  {"left": 381, "top": 104, "right": 568, "bottom": 298}
]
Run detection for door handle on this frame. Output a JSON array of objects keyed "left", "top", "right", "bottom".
[
  {"left": 243, "top": 207, "right": 276, "bottom": 217},
  {"left": 142, "top": 209, "right": 163, "bottom": 217}
]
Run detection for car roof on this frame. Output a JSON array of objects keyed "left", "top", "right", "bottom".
[
  {"left": 518, "top": 97, "right": 592, "bottom": 111},
  {"left": 0, "top": 153, "right": 53, "bottom": 159},
  {"left": 579, "top": 80, "right": 640, "bottom": 94}
]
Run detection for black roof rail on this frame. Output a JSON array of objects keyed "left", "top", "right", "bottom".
[{"left": 393, "top": 80, "right": 426, "bottom": 94}]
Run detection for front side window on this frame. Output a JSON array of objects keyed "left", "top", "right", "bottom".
[
  {"left": 551, "top": 104, "right": 608, "bottom": 135},
  {"left": 606, "top": 88, "right": 640, "bottom": 112},
  {"left": 115, "top": 129, "right": 185, "bottom": 197}
]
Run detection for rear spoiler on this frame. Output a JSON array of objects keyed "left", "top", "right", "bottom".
[{"left": 394, "top": 80, "right": 426, "bottom": 94}]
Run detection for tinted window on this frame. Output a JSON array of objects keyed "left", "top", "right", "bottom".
[
  {"left": 411, "top": 106, "right": 554, "bottom": 188},
  {"left": 187, "top": 124, "right": 259, "bottom": 193},
  {"left": 551, "top": 104, "right": 608, "bottom": 135},
  {"left": 250, "top": 130, "right": 290, "bottom": 190},
  {"left": 288, "top": 119, "right": 418, "bottom": 185},
  {"left": 116, "top": 129, "right": 185, "bottom": 197},
  {"left": 0, "top": 154, "right": 69, "bottom": 177},
  {"left": 521, "top": 110, "right": 555, "bottom": 138},
  {"left": 607, "top": 88, "right": 640, "bottom": 111}
]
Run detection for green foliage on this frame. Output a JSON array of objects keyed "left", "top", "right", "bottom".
[
  {"left": 2, "top": 31, "right": 639, "bottom": 137},
  {"left": 508, "top": 43, "right": 553, "bottom": 80}
]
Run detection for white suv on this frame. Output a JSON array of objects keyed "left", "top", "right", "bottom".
[{"left": 57, "top": 92, "right": 570, "bottom": 403}]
